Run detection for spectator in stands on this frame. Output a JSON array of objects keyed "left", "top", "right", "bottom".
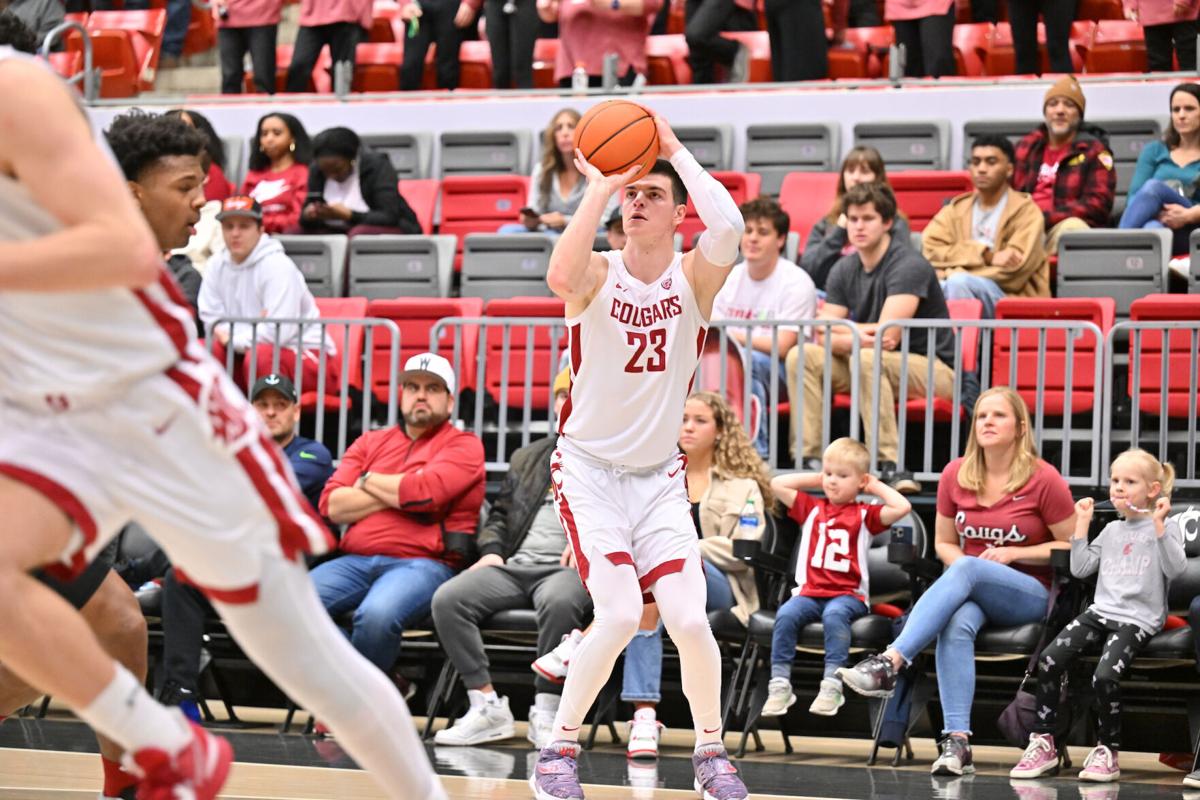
[
  {"left": 1119, "top": 83, "right": 1200, "bottom": 254},
  {"left": 157, "top": 373, "right": 334, "bottom": 716},
  {"left": 1009, "top": 450, "right": 1182, "bottom": 782},
  {"left": 300, "top": 127, "right": 421, "bottom": 236},
  {"left": 1013, "top": 77, "right": 1116, "bottom": 256},
  {"left": 801, "top": 146, "right": 912, "bottom": 291},
  {"left": 477, "top": 0, "right": 539, "bottom": 89},
  {"left": 535, "top": 391, "right": 770, "bottom": 758},
  {"left": 840, "top": 386, "right": 1076, "bottom": 776},
  {"left": 166, "top": 109, "right": 236, "bottom": 203},
  {"left": 242, "top": 112, "right": 313, "bottom": 234},
  {"left": 538, "top": 0, "right": 661, "bottom": 87},
  {"left": 398, "top": 0, "right": 475, "bottom": 90},
  {"left": 158, "top": 0, "right": 191, "bottom": 70},
  {"left": 200, "top": 196, "right": 338, "bottom": 391},
  {"left": 0, "top": 9, "right": 37, "bottom": 52},
  {"left": 1130, "top": 0, "right": 1198, "bottom": 70},
  {"left": 766, "top": 0, "right": 848, "bottom": 81},
  {"left": 762, "top": 438, "right": 911, "bottom": 719},
  {"left": 888, "top": 0, "right": 955, "bottom": 78},
  {"left": 285, "top": 0, "right": 371, "bottom": 94},
  {"left": 0, "top": 0, "right": 61, "bottom": 43},
  {"left": 500, "top": 108, "right": 618, "bottom": 240},
  {"left": 684, "top": 0, "right": 756, "bottom": 84},
  {"left": 922, "top": 134, "right": 1049, "bottom": 316},
  {"left": 786, "top": 183, "right": 954, "bottom": 494},
  {"left": 605, "top": 208, "right": 626, "bottom": 249},
  {"left": 431, "top": 369, "right": 592, "bottom": 750},
  {"left": 316, "top": 353, "right": 486, "bottom": 675},
  {"left": 1008, "top": 0, "right": 1074, "bottom": 74},
  {"left": 216, "top": 0, "right": 283, "bottom": 94},
  {"left": 712, "top": 197, "right": 817, "bottom": 457}
]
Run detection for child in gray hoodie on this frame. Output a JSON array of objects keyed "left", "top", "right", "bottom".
[{"left": 1008, "top": 448, "right": 1185, "bottom": 783}]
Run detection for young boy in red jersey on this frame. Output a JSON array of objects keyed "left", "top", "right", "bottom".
[{"left": 762, "top": 438, "right": 911, "bottom": 717}]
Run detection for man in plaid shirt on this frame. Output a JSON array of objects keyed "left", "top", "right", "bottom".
[{"left": 1013, "top": 75, "right": 1116, "bottom": 257}]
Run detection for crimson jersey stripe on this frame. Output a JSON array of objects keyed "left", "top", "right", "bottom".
[
  {"left": 133, "top": 270, "right": 195, "bottom": 358},
  {"left": 685, "top": 327, "right": 707, "bottom": 396},
  {"left": 557, "top": 323, "right": 582, "bottom": 434},
  {"left": 0, "top": 463, "right": 98, "bottom": 580}
]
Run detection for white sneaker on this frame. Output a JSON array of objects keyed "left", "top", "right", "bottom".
[
  {"left": 808, "top": 677, "right": 845, "bottom": 716},
  {"left": 433, "top": 694, "right": 515, "bottom": 746},
  {"left": 532, "top": 629, "right": 583, "bottom": 683},
  {"left": 760, "top": 677, "right": 796, "bottom": 717},
  {"left": 626, "top": 715, "right": 662, "bottom": 760},
  {"left": 527, "top": 706, "right": 555, "bottom": 750}
]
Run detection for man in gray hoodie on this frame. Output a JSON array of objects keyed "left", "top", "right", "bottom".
[{"left": 199, "top": 195, "right": 337, "bottom": 392}]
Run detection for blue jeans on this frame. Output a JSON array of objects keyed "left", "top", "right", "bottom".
[
  {"left": 771, "top": 593, "right": 868, "bottom": 680},
  {"left": 162, "top": 0, "right": 193, "bottom": 58},
  {"left": 748, "top": 349, "right": 788, "bottom": 457},
  {"left": 1119, "top": 178, "right": 1195, "bottom": 254},
  {"left": 621, "top": 560, "right": 734, "bottom": 702},
  {"left": 890, "top": 556, "right": 1049, "bottom": 735},
  {"left": 940, "top": 273, "right": 1007, "bottom": 319},
  {"left": 311, "top": 554, "right": 455, "bottom": 671}
]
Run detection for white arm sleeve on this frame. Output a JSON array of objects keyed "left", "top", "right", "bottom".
[{"left": 669, "top": 147, "right": 744, "bottom": 266}]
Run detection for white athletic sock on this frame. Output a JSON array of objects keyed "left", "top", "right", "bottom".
[
  {"left": 534, "top": 692, "right": 560, "bottom": 712},
  {"left": 466, "top": 689, "right": 486, "bottom": 709},
  {"left": 482, "top": 690, "right": 501, "bottom": 705},
  {"left": 77, "top": 664, "right": 190, "bottom": 756},
  {"left": 652, "top": 552, "right": 724, "bottom": 747},
  {"left": 215, "top": 556, "right": 446, "bottom": 800},
  {"left": 633, "top": 706, "right": 657, "bottom": 723}
]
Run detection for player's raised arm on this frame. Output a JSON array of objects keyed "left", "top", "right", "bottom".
[
  {"left": 663, "top": 118, "right": 745, "bottom": 315},
  {"left": 0, "top": 61, "right": 160, "bottom": 291},
  {"left": 546, "top": 152, "right": 638, "bottom": 308}
]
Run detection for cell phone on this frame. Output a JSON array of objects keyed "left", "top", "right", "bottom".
[
  {"left": 519, "top": 207, "right": 538, "bottom": 217},
  {"left": 304, "top": 192, "right": 326, "bottom": 207}
]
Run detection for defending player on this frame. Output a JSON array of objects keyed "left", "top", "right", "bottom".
[
  {"left": 530, "top": 116, "right": 750, "bottom": 800},
  {"left": 0, "top": 48, "right": 445, "bottom": 800}
]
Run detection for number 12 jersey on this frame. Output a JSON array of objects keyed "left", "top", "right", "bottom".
[
  {"left": 558, "top": 250, "right": 707, "bottom": 469},
  {"left": 787, "top": 493, "right": 889, "bottom": 601}
]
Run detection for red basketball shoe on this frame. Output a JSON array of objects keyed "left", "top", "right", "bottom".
[{"left": 128, "top": 719, "right": 232, "bottom": 800}]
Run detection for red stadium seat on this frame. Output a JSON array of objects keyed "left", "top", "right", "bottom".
[
  {"left": 366, "top": 297, "right": 484, "bottom": 402},
  {"left": 532, "top": 38, "right": 558, "bottom": 88},
  {"left": 993, "top": 296, "right": 1114, "bottom": 416},
  {"left": 985, "top": 21, "right": 1090, "bottom": 75},
  {"left": 829, "top": 26, "right": 893, "bottom": 79},
  {"left": 483, "top": 297, "right": 567, "bottom": 411},
  {"left": 953, "top": 22, "right": 992, "bottom": 76},
  {"left": 678, "top": 171, "right": 763, "bottom": 250},
  {"left": 667, "top": 0, "right": 686, "bottom": 34},
  {"left": 645, "top": 34, "right": 692, "bottom": 85},
  {"left": 1077, "top": 0, "right": 1125, "bottom": 20},
  {"left": 902, "top": 297, "right": 982, "bottom": 422},
  {"left": 352, "top": 42, "right": 404, "bottom": 92},
  {"left": 439, "top": 175, "right": 530, "bottom": 269},
  {"left": 246, "top": 43, "right": 329, "bottom": 92},
  {"left": 370, "top": 1, "right": 400, "bottom": 42},
  {"left": 1128, "top": 294, "right": 1200, "bottom": 417},
  {"left": 458, "top": 39, "right": 494, "bottom": 89},
  {"left": 181, "top": 4, "right": 216, "bottom": 55},
  {"left": 1084, "top": 20, "right": 1146, "bottom": 73},
  {"left": 83, "top": 10, "right": 166, "bottom": 92},
  {"left": 889, "top": 171, "right": 973, "bottom": 232},
  {"left": 778, "top": 172, "right": 840, "bottom": 248},
  {"left": 67, "top": 29, "right": 140, "bottom": 97},
  {"left": 399, "top": 178, "right": 440, "bottom": 235},
  {"left": 719, "top": 31, "right": 772, "bottom": 81},
  {"left": 64, "top": 11, "right": 87, "bottom": 25},
  {"left": 697, "top": 331, "right": 755, "bottom": 430},
  {"left": 305, "top": 297, "right": 370, "bottom": 414},
  {"left": 45, "top": 51, "right": 83, "bottom": 82}
]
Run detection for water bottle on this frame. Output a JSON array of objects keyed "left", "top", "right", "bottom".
[
  {"left": 601, "top": 52, "right": 619, "bottom": 91},
  {"left": 571, "top": 62, "right": 588, "bottom": 94},
  {"left": 737, "top": 497, "right": 759, "bottom": 540}
]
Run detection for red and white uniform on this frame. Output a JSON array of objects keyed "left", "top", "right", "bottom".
[
  {"left": 553, "top": 250, "right": 708, "bottom": 594},
  {"left": 0, "top": 56, "right": 331, "bottom": 600},
  {"left": 787, "top": 493, "right": 889, "bottom": 602}
]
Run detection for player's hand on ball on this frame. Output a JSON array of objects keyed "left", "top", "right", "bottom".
[
  {"left": 653, "top": 116, "right": 681, "bottom": 158},
  {"left": 573, "top": 149, "right": 641, "bottom": 195}
]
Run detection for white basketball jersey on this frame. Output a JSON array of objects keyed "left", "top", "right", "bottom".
[
  {"left": 0, "top": 49, "right": 197, "bottom": 411},
  {"left": 558, "top": 250, "right": 708, "bottom": 468}
]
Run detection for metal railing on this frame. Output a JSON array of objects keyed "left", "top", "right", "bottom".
[
  {"left": 208, "top": 317, "right": 399, "bottom": 459},
  {"left": 40, "top": 21, "right": 97, "bottom": 102},
  {"left": 1103, "top": 321, "right": 1200, "bottom": 489}
]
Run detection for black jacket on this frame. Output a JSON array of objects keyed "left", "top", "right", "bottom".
[
  {"left": 303, "top": 147, "right": 420, "bottom": 232},
  {"left": 476, "top": 436, "right": 556, "bottom": 561}
]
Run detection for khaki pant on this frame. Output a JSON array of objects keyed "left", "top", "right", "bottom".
[
  {"left": 1045, "top": 217, "right": 1090, "bottom": 258},
  {"left": 786, "top": 343, "right": 956, "bottom": 463}
]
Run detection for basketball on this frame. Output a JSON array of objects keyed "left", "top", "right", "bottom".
[{"left": 574, "top": 100, "right": 660, "bottom": 183}]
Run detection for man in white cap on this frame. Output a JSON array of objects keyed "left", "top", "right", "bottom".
[{"left": 315, "top": 353, "right": 486, "bottom": 681}]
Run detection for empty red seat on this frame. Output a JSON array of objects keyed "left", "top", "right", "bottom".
[
  {"left": 901, "top": 297, "right": 982, "bottom": 422},
  {"left": 366, "top": 297, "right": 484, "bottom": 403},
  {"left": 645, "top": 34, "right": 691, "bottom": 85},
  {"left": 532, "top": 38, "right": 558, "bottom": 88},
  {"left": 719, "top": 31, "right": 772, "bottom": 81},
  {"left": 369, "top": 1, "right": 400, "bottom": 42},
  {"left": 829, "top": 26, "right": 893, "bottom": 79},
  {"left": 667, "top": 0, "right": 686, "bottom": 34},
  {"left": 678, "top": 172, "right": 763, "bottom": 250},
  {"left": 439, "top": 175, "right": 530, "bottom": 269},
  {"left": 83, "top": 10, "right": 166, "bottom": 92},
  {"left": 778, "top": 172, "right": 840, "bottom": 248},
  {"left": 953, "top": 22, "right": 992, "bottom": 76},
  {"left": 890, "top": 171, "right": 973, "bottom": 232},
  {"left": 985, "top": 21, "right": 1090, "bottom": 75},
  {"left": 1128, "top": 294, "right": 1200, "bottom": 417},
  {"left": 45, "top": 51, "right": 83, "bottom": 82},
  {"left": 68, "top": 29, "right": 140, "bottom": 97},
  {"left": 1077, "top": 0, "right": 1125, "bottom": 21},
  {"left": 247, "top": 43, "right": 330, "bottom": 92},
  {"left": 352, "top": 42, "right": 404, "bottom": 92},
  {"left": 459, "top": 39, "right": 494, "bottom": 89},
  {"left": 181, "top": 3, "right": 216, "bottom": 55},
  {"left": 993, "top": 296, "right": 1114, "bottom": 416},
  {"left": 306, "top": 297, "right": 370, "bottom": 414},
  {"left": 483, "top": 297, "right": 567, "bottom": 411},
  {"left": 399, "top": 178, "right": 440, "bottom": 236},
  {"left": 1084, "top": 20, "right": 1146, "bottom": 73}
]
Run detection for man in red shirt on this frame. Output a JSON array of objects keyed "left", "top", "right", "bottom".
[
  {"left": 315, "top": 352, "right": 485, "bottom": 674},
  {"left": 1012, "top": 76, "right": 1116, "bottom": 257}
]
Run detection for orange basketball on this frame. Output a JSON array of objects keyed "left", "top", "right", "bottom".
[{"left": 574, "top": 100, "right": 660, "bottom": 184}]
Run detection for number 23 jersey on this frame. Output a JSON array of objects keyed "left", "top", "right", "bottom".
[
  {"left": 787, "top": 493, "right": 889, "bottom": 601},
  {"left": 558, "top": 250, "right": 708, "bottom": 469}
]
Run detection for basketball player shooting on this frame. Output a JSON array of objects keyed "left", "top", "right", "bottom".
[
  {"left": 0, "top": 49, "right": 444, "bottom": 800},
  {"left": 530, "top": 113, "right": 750, "bottom": 800}
]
